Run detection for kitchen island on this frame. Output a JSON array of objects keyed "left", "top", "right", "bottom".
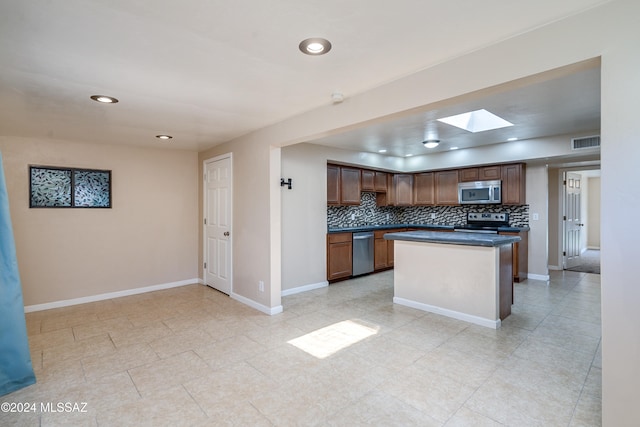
[{"left": 384, "top": 231, "right": 521, "bottom": 329}]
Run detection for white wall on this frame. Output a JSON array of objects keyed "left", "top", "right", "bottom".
[
  {"left": 587, "top": 177, "right": 601, "bottom": 248},
  {"left": 525, "top": 165, "right": 549, "bottom": 278},
  {"left": 547, "top": 168, "right": 562, "bottom": 269},
  {"left": 280, "top": 144, "right": 327, "bottom": 292},
  {"left": 600, "top": 3, "right": 640, "bottom": 421},
  {"left": 0, "top": 136, "right": 199, "bottom": 307},
  {"left": 198, "top": 139, "right": 279, "bottom": 312}
]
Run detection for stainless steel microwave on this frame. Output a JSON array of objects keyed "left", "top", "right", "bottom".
[{"left": 458, "top": 180, "right": 502, "bottom": 204}]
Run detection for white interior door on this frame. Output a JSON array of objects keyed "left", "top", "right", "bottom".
[
  {"left": 564, "top": 172, "right": 583, "bottom": 269},
  {"left": 204, "top": 155, "right": 232, "bottom": 294}
]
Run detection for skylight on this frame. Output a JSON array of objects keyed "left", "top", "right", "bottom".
[{"left": 437, "top": 109, "right": 513, "bottom": 133}]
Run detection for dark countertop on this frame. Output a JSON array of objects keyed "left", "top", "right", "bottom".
[
  {"left": 327, "top": 224, "right": 529, "bottom": 233},
  {"left": 384, "top": 230, "right": 521, "bottom": 247},
  {"left": 327, "top": 224, "right": 453, "bottom": 233}
]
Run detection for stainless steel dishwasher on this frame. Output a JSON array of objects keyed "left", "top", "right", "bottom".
[{"left": 352, "top": 231, "right": 374, "bottom": 276}]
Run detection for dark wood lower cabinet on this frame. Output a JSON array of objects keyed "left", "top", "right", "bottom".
[
  {"left": 499, "top": 243, "right": 514, "bottom": 319},
  {"left": 499, "top": 231, "right": 528, "bottom": 282},
  {"left": 327, "top": 233, "right": 352, "bottom": 281},
  {"left": 374, "top": 229, "right": 405, "bottom": 271},
  {"left": 374, "top": 237, "right": 388, "bottom": 270}
]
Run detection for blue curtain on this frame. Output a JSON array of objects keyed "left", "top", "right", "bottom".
[{"left": 0, "top": 151, "right": 36, "bottom": 396}]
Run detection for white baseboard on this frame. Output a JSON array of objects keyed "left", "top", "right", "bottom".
[
  {"left": 587, "top": 246, "right": 600, "bottom": 250},
  {"left": 230, "top": 292, "right": 283, "bottom": 316},
  {"left": 24, "top": 279, "right": 200, "bottom": 313},
  {"left": 393, "top": 297, "right": 500, "bottom": 329},
  {"left": 527, "top": 273, "right": 550, "bottom": 281},
  {"left": 281, "top": 281, "right": 328, "bottom": 297}
]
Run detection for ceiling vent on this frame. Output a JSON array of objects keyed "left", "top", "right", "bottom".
[{"left": 571, "top": 135, "right": 600, "bottom": 150}]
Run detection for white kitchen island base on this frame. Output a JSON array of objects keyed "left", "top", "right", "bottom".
[{"left": 386, "top": 233, "right": 516, "bottom": 329}]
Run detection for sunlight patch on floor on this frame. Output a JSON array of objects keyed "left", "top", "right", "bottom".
[{"left": 287, "top": 319, "right": 379, "bottom": 359}]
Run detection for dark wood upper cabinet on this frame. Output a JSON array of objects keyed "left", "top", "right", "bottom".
[
  {"left": 459, "top": 165, "right": 502, "bottom": 182},
  {"left": 374, "top": 171, "right": 388, "bottom": 192},
  {"left": 339, "top": 166, "right": 361, "bottom": 205},
  {"left": 459, "top": 168, "right": 479, "bottom": 182},
  {"left": 479, "top": 165, "right": 501, "bottom": 181},
  {"left": 361, "top": 169, "right": 375, "bottom": 192},
  {"left": 329, "top": 162, "right": 525, "bottom": 207},
  {"left": 501, "top": 163, "right": 526, "bottom": 205},
  {"left": 327, "top": 164, "right": 361, "bottom": 205},
  {"left": 435, "top": 170, "right": 459, "bottom": 205},
  {"left": 376, "top": 174, "right": 395, "bottom": 206},
  {"left": 358, "top": 169, "right": 387, "bottom": 193},
  {"left": 327, "top": 164, "right": 340, "bottom": 205},
  {"left": 394, "top": 174, "right": 414, "bottom": 206},
  {"left": 413, "top": 172, "right": 435, "bottom": 205}
]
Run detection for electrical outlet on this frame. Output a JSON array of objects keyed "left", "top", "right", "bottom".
[
  {"left": 386, "top": 213, "right": 389, "bottom": 221},
  {"left": 258, "top": 281, "right": 264, "bottom": 292},
  {"left": 351, "top": 213, "right": 355, "bottom": 220},
  {"left": 532, "top": 213, "right": 539, "bottom": 221},
  {"left": 430, "top": 213, "right": 436, "bottom": 219}
]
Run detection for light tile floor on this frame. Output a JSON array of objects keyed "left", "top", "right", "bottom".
[{"left": 2, "top": 270, "right": 601, "bottom": 426}]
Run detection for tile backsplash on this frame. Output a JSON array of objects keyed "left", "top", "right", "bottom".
[{"left": 327, "top": 192, "right": 529, "bottom": 228}]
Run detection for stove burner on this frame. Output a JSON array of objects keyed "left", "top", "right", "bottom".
[{"left": 453, "top": 212, "right": 510, "bottom": 234}]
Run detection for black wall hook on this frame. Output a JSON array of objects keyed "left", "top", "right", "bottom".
[{"left": 280, "top": 178, "right": 292, "bottom": 190}]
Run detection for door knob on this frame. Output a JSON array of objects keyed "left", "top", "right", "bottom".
[{"left": 224, "top": 231, "right": 230, "bottom": 236}]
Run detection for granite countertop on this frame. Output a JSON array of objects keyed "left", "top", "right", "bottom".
[
  {"left": 384, "top": 230, "right": 521, "bottom": 247},
  {"left": 327, "top": 224, "right": 529, "bottom": 233}
]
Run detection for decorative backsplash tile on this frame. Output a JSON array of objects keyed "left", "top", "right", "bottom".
[{"left": 328, "top": 192, "right": 529, "bottom": 228}]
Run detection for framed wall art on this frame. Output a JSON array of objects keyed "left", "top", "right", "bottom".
[{"left": 29, "top": 166, "right": 112, "bottom": 208}]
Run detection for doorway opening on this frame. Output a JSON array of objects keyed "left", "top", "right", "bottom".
[{"left": 559, "top": 169, "right": 601, "bottom": 274}]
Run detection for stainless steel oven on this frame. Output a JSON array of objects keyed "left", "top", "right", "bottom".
[
  {"left": 453, "top": 212, "right": 509, "bottom": 233},
  {"left": 458, "top": 180, "right": 501, "bottom": 204}
]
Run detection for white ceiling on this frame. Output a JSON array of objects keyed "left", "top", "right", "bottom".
[
  {"left": 0, "top": 1, "right": 606, "bottom": 153},
  {"left": 310, "top": 63, "right": 600, "bottom": 157}
]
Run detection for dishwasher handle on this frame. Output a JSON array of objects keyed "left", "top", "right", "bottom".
[{"left": 352, "top": 232, "right": 374, "bottom": 240}]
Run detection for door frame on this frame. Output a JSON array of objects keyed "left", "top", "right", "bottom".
[
  {"left": 203, "top": 153, "right": 233, "bottom": 294},
  {"left": 551, "top": 166, "right": 600, "bottom": 271}
]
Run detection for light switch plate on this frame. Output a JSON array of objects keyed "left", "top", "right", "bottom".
[{"left": 532, "top": 213, "right": 539, "bottom": 220}]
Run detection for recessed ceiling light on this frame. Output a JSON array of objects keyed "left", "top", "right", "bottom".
[
  {"left": 378, "top": 149, "right": 387, "bottom": 153},
  {"left": 423, "top": 140, "right": 440, "bottom": 149},
  {"left": 450, "top": 146, "right": 459, "bottom": 150},
  {"left": 156, "top": 135, "right": 173, "bottom": 140},
  {"left": 437, "top": 109, "right": 513, "bottom": 133},
  {"left": 90, "top": 95, "right": 118, "bottom": 104},
  {"left": 299, "top": 38, "right": 332, "bottom": 55},
  {"left": 507, "top": 137, "right": 518, "bottom": 141},
  {"left": 405, "top": 154, "right": 413, "bottom": 157}
]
